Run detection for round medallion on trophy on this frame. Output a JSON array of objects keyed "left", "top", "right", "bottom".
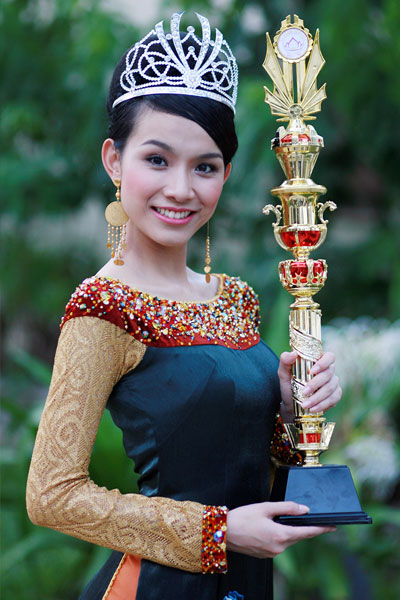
[{"left": 275, "top": 26, "right": 312, "bottom": 62}]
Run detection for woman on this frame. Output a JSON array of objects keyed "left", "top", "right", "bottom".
[{"left": 26, "top": 13, "right": 341, "bottom": 600}]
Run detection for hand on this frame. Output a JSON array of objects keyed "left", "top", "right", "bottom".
[
  {"left": 278, "top": 351, "right": 342, "bottom": 419},
  {"left": 226, "top": 501, "right": 336, "bottom": 558}
]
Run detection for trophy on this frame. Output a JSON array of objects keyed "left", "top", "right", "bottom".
[{"left": 262, "top": 15, "right": 372, "bottom": 525}]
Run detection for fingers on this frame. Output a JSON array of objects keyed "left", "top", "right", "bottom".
[
  {"left": 303, "top": 383, "right": 342, "bottom": 413},
  {"left": 264, "top": 501, "right": 309, "bottom": 517},
  {"left": 301, "top": 352, "right": 341, "bottom": 413},
  {"left": 311, "top": 351, "right": 335, "bottom": 374},
  {"left": 280, "top": 524, "right": 336, "bottom": 546},
  {"left": 278, "top": 351, "right": 298, "bottom": 380},
  {"left": 265, "top": 502, "right": 336, "bottom": 547},
  {"left": 279, "top": 351, "right": 298, "bottom": 367},
  {"left": 226, "top": 502, "right": 336, "bottom": 560}
]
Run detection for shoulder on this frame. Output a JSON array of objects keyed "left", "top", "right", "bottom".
[
  {"left": 222, "top": 273, "right": 260, "bottom": 315},
  {"left": 223, "top": 273, "right": 259, "bottom": 300},
  {"left": 218, "top": 273, "right": 261, "bottom": 344},
  {"left": 60, "top": 274, "right": 260, "bottom": 350},
  {"left": 61, "top": 276, "right": 131, "bottom": 332}
]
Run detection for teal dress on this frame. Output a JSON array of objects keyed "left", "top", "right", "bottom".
[{"left": 62, "top": 275, "right": 284, "bottom": 600}]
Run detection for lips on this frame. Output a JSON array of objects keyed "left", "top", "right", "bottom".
[
  {"left": 154, "top": 207, "right": 192, "bottom": 219},
  {"left": 152, "top": 206, "right": 196, "bottom": 225}
]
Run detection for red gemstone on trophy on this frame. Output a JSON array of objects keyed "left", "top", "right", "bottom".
[
  {"left": 280, "top": 230, "right": 321, "bottom": 248},
  {"left": 280, "top": 231, "right": 296, "bottom": 247},
  {"left": 299, "top": 432, "right": 322, "bottom": 444},
  {"left": 281, "top": 133, "right": 311, "bottom": 144},
  {"left": 312, "top": 261, "right": 324, "bottom": 283},
  {"left": 297, "top": 230, "right": 321, "bottom": 246},
  {"left": 284, "top": 260, "right": 325, "bottom": 284},
  {"left": 290, "top": 261, "right": 308, "bottom": 283}
]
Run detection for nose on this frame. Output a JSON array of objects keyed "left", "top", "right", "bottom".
[{"left": 163, "top": 166, "right": 195, "bottom": 203}]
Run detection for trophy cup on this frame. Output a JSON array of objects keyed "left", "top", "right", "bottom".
[{"left": 263, "top": 15, "right": 372, "bottom": 525}]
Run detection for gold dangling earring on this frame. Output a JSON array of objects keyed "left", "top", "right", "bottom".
[
  {"left": 105, "top": 178, "right": 129, "bottom": 265},
  {"left": 204, "top": 221, "right": 211, "bottom": 283}
]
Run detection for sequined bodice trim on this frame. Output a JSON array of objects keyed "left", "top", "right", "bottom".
[{"left": 61, "top": 275, "right": 260, "bottom": 350}]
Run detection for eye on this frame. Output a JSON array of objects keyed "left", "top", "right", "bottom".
[
  {"left": 146, "top": 155, "right": 167, "bottom": 167},
  {"left": 196, "top": 163, "right": 218, "bottom": 174}
]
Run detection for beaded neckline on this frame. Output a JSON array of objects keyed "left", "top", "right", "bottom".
[
  {"left": 62, "top": 274, "right": 260, "bottom": 350},
  {"left": 95, "top": 274, "right": 225, "bottom": 306}
]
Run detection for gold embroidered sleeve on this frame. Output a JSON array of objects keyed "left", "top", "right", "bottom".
[{"left": 26, "top": 317, "right": 204, "bottom": 573}]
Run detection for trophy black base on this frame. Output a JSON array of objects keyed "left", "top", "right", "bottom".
[{"left": 270, "top": 464, "right": 372, "bottom": 526}]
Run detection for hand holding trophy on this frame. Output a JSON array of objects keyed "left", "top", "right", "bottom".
[{"left": 263, "top": 15, "right": 372, "bottom": 526}]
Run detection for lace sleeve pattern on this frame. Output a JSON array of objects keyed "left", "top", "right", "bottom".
[{"left": 26, "top": 317, "right": 213, "bottom": 573}]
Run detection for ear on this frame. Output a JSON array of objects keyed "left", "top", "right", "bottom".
[
  {"left": 102, "top": 138, "right": 121, "bottom": 182},
  {"left": 223, "top": 162, "right": 232, "bottom": 183}
]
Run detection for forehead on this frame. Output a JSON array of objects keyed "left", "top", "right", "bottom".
[{"left": 126, "top": 106, "right": 221, "bottom": 154}]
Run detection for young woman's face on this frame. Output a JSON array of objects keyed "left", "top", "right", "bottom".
[{"left": 111, "top": 107, "right": 230, "bottom": 249}]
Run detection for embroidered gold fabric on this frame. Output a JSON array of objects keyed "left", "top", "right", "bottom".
[{"left": 26, "top": 317, "right": 204, "bottom": 572}]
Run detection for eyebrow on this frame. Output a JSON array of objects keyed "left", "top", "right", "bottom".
[
  {"left": 141, "top": 139, "right": 223, "bottom": 161},
  {"left": 141, "top": 139, "right": 172, "bottom": 151}
]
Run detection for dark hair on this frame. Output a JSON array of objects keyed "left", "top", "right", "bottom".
[{"left": 106, "top": 38, "right": 238, "bottom": 166}]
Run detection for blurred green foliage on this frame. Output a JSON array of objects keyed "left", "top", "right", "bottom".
[{"left": 1, "top": 0, "right": 399, "bottom": 598}]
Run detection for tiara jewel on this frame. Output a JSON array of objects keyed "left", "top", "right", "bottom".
[{"left": 112, "top": 12, "right": 238, "bottom": 113}]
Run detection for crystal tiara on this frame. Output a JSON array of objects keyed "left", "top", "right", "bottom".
[{"left": 112, "top": 12, "right": 238, "bottom": 113}]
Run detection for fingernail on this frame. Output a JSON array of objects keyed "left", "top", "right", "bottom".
[
  {"left": 299, "top": 504, "right": 310, "bottom": 513},
  {"left": 303, "top": 386, "right": 311, "bottom": 396},
  {"left": 312, "top": 365, "right": 320, "bottom": 374}
]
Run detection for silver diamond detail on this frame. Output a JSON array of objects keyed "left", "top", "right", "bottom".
[{"left": 112, "top": 12, "right": 238, "bottom": 113}]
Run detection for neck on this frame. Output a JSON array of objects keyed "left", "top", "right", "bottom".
[{"left": 121, "top": 224, "right": 191, "bottom": 289}]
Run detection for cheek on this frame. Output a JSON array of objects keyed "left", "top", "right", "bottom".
[
  {"left": 120, "top": 168, "right": 157, "bottom": 207},
  {"left": 201, "top": 178, "right": 224, "bottom": 209}
]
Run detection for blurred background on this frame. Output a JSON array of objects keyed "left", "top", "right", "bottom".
[{"left": 1, "top": 0, "right": 399, "bottom": 598}]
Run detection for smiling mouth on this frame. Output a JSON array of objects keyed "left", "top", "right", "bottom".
[{"left": 153, "top": 207, "right": 194, "bottom": 220}]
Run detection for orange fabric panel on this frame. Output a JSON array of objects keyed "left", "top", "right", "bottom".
[{"left": 106, "top": 554, "right": 141, "bottom": 600}]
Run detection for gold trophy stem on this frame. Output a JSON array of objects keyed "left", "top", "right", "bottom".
[
  {"left": 262, "top": 14, "right": 336, "bottom": 465},
  {"left": 288, "top": 301, "right": 335, "bottom": 465},
  {"left": 265, "top": 15, "right": 372, "bottom": 527}
]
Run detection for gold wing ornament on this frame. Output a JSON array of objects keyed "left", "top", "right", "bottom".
[{"left": 263, "top": 15, "right": 326, "bottom": 122}]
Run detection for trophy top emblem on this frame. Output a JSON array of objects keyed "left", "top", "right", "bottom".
[
  {"left": 263, "top": 14, "right": 326, "bottom": 123},
  {"left": 273, "top": 16, "right": 313, "bottom": 62}
]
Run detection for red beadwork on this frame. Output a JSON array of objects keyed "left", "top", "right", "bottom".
[
  {"left": 280, "top": 230, "right": 321, "bottom": 248},
  {"left": 60, "top": 275, "right": 260, "bottom": 350},
  {"left": 201, "top": 505, "right": 228, "bottom": 574}
]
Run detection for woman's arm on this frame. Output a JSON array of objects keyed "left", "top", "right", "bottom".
[{"left": 26, "top": 317, "right": 216, "bottom": 573}]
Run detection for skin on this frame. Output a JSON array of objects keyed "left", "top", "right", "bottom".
[
  {"left": 100, "top": 105, "right": 341, "bottom": 559},
  {"left": 100, "top": 105, "right": 231, "bottom": 302}
]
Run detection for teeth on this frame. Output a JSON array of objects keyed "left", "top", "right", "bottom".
[{"left": 156, "top": 208, "right": 191, "bottom": 219}]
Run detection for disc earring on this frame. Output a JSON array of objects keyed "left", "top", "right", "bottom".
[{"left": 105, "top": 179, "right": 129, "bottom": 265}]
